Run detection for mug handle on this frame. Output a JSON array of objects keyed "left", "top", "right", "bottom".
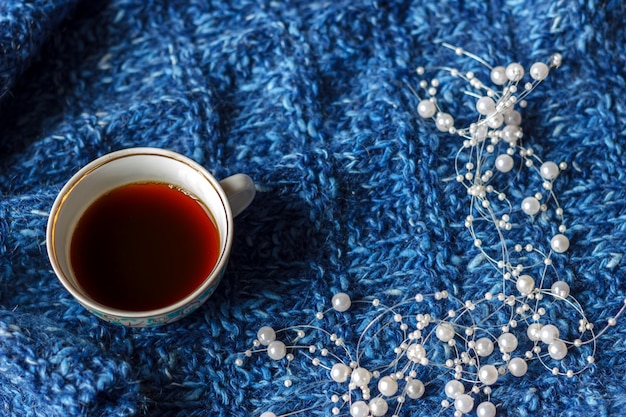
[{"left": 219, "top": 174, "right": 256, "bottom": 217}]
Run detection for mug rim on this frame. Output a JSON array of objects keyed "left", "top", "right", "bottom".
[{"left": 46, "top": 147, "right": 234, "bottom": 320}]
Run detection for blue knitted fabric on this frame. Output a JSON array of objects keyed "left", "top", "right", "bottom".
[{"left": 1, "top": 0, "right": 625, "bottom": 416}]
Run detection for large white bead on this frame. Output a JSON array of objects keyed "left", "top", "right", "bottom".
[
  {"left": 418, "top": 100, "right": 436, "bottom": 118},
  {"left": 436, "top": 112, "right": 455, "bottom": 132},
  {"left": 378, "top": 376, "right": 398, "bottom": 396},
  {"left": 267, "top": 340, "right": 287, "bottom": 360},
  {"left": 435, "top": 322, "right": 455, "bottom": 342},
  {"left": 406, "top": 343, "right": 426, "bottom": 363},
  {"left": 508, "top": 357, "right": 528, "bottom": 377},
  {"left": 516, "top": 274, "right": 535, "bottom": 295},
  {"left": 551, "top": 281, "right": 571, "bottom": 299},
  {"left": 476, "top": 96, "right": 496, "bottom": 115},
  {"left": 550, "top": 234, "right": 570, "bottom": 253},
  {"left": 527, "top": 323, "right": 543, "bottom": 342},
  {"left": 474, "top": 337, "right": 494, "bottom": 357},
  {"left": 369, "top": 397, "right": 389, "bottom": 417},
  {"left": 548, "top": 340, "right": 568, "bottom": 360},
  {"left": 478, "top": 365, "right": 498, "bottom": 385},
  {"left": 454, "top": 394, "right": 475, "bottom": 414},
  {"left": 530, "top": 62, "right": 550, "bottom": 80},
  {"left": 405, "top": 379, "right": 425, "bottom": 399},
  {"left": 490, "top": 66, "right": 507, "bottom": 85},
  {"left": 260, "top": 412, "right": 277, "bottom": 417},
  {"left": 505, "top": 63, "right": 525, "bottom": 81},
  {"left": 540, "top": 324, "right": 560, "bottom": 344},
  {"left": 332, "top": 292, "right": 352, "bottom": 312},
  {"left": 350, "top": 401, "right": 369, "bottom": 417},
  {"left": 350, "top": 367, "right": 372, "bottom": 387},
  {"left": 330, "top": 363, "right": 352, "bottom": 383},
  {"left": 476, "top": 401, "right": 497, "bottom": 417},
  {"left": 540, "top": 161, "right": 560, "bottom": 180},
  {"left": 495, "top": 154, "right": 514, "bottom": 173},
  {"left": 521, "top": 196, "right": 540, "bottom": 215},
  {"left": 498, "top": 332, "right": 518, "bottom": 353},
  {"left": 501, "top": 124, "right": 521, "bottom": 143},
  {"left": 504, "top": 110, "right": 521, "bottom": 126},
  {"left": 445, "top": 379, "right": 465, "bottom": 399},
  {"left": 257, "top": 326, "right": 276, "bottom": 346}
]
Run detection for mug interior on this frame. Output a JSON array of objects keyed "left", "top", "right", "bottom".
[{"left": 47, "top": 149, "right": 232, "bottom": 317}]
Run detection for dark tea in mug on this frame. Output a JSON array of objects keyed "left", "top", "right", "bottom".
[{"left": 70, "top": 182, "right": 220, "bottom": 311}]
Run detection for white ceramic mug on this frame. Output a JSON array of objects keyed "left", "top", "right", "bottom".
[{"left": 46, "top": 147, "right": 255, "bottom": 326}]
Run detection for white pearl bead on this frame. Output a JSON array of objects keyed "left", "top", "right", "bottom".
[
  {"left": 527, "top": 323, "right": 543, "bottom": 341},
  {"left": 474, "top": 337, "right": 494, "bottom": 357},
  {"left": 436, "top": 112, "right": 455, "bottom": 132},
  {"left": 490, "top": 66, "right": 507, "bottom": 85},
  {"left": 548, "top": 340, "right": 568, "bottom": 360},
  {"left": 521, "top": 196, "right": 540, "bottom": 215},
  {"left": 368, "top": 397, "right": 389, "bottom": 417},
  {"left": 476, "top": 401, "right": 497, "bottom": 417},
  {"left": 551, "top": 281, "right": 570, "bottom": 299},
  {"left": 505, "top": 62, "right": 525, "bottom": 81},
  {"left": 406, "top": 343, "right": 426, "bottom": 363},
  {"left": 350, "top": 367, "right": 372, "bottom": 388},
  {"left": 350, "top": 400, "right": 369, "bottom": 417},
  {"left": 267, "top": 340, "right": 287, "bottom": 360},
  {"left": 260, "top": 412, "right": 277, "bottom": 417},
  {"left": 540, "top": 161, "right": 560, "bottom": 180},
  {"left": 476, "top": 96, "right": 496, "bottom": 115},
  {"left": 406, "top": 379, "right": 425, "bottom": 399},
  {"left": 550, "top": 234, "right": 570, "bottom": 253},
  {"left": 498, "top": 332, "right": 518, "bottom": 353},
  {"left": 332, "top": 292, "right": 352, "bottom": 312},
  {"left": 330, "top": 363, "right": 352, "bottom": 383},
  {"left": 530, "top": 62, "right": 549, "bottom": 80},
  {"left": 495, "top": 154, "right": 514, "bottom": 173},
  {"left": 445, "top": 379, "right": 465, "bottom": 399},
  {"left": 540, "top": 324, "right": 560, "bottom": 344},
  {"left": 501, "top": 124, "right": 521, "bottom": 143},
  {"left": 478, "top": 364, "right": 498, "bottom": 385},
  {"left": 504, "top": 110, "right": 521, "bottom": 126},
  {"left": 487, "top": 112, "right": 503, "bottom": 129},
  {"left": 508, "top": 357, "right": 528, "bottom": 377},
  {"left": 516, "top": 274, "right": 535, "bottom": 295},
  {"left": 257, "top": 326, "right": 276, "bottom": 346},
  {"left": 377, "top": 376, "right": 398, "bottom": 396},
  {"left": 454, "top": 394, "right": 475, "bottom": 414},
  {"left": 417, "top": 100, "right": 436, "bottom": 118},
  {"left": 436, "top": 322, "right": 455, "bottom": 342}
]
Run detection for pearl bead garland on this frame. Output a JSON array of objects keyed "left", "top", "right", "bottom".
[{"left": 235, "top": 44, "right": 626, "bottom": 417}]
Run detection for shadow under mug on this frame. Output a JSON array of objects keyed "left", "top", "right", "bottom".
[{"left": 46, "top": 147, "right": 256, "bottom": 327}]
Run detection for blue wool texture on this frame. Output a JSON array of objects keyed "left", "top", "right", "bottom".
[{"left": 1, "top": 0, "right": 625, "bottom": 416}]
